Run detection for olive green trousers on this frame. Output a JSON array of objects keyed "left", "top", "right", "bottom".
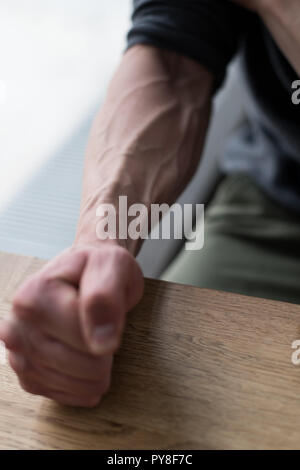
[{"left": 162, "top": 174, "right": 300, "bottom": 304}]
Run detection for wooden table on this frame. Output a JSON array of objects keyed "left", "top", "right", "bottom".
[{"left": 1, "top": 251, "right": 300, "bottom": 450}]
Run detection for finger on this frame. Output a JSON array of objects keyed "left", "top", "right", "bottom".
[
  {"left": 18, "top": 376, "right": 101, "bottom": 408},
  {"left": 79, "top": 248, "right": 128, "bottom": 355},
  {"left": 11, "top": 248, "right": 89, "bottom": 351},
  {"left": 0, "top": 319, "right": 25, "bottom": 352},
  {"left": 35, "top": 248, "right": 88, "bottom": 287},
  {"left": 9, "top": 351, "right": 111, "bottom": 398},
  {"left": 26, "top": 330, "right": 113, "bottom": 381},
  {"left": 8, "top": 351, "right": 27, "bottom": 373},
  {"left": 13, "top": 277, "right": 87, "bottom": 353}
]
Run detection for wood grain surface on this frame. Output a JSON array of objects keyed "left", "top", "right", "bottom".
[{"left": 1, "top": 251, "right": 300, "bottom": 450}]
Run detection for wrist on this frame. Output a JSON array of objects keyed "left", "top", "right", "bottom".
[
  {"left": 73, "top": 230, "right": 142, "bottom": 264},
  {"left": 74, "top": 222, "right": 143, "bottom": 255},
  {"left": 74, "top": 231, "right": 142, "bottom": 257},
  {"left": 74, "top": 229, "right": 126, "bottom": 251},
  {"left": 75, "top": 194, "right": 146, "bottom": 256}
]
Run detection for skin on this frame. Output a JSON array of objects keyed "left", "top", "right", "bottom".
[{"left": 0, "top": 46, "right": 213, "bottom": 407}]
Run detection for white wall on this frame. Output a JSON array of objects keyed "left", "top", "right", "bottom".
[{"left": 0, "top": 0, "right": 131, "bottom": 210}]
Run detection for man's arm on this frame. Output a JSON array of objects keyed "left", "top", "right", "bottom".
[
  {"left": 0, "top": 0, "right": 248, "bottom": 407},
  {"left": 0, "top": 46, "right": 213, "bottom": 407},
  {"left": 76, "top": 44, "right": 213, "bottom": 254}
]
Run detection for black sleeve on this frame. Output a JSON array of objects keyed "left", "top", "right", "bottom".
[{"left": 126, "top": 0, "right": 250, "bottom": 88}]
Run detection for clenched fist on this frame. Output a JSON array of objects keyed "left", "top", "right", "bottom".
[{"left": 0, "top": 243, "right": 144, "bottom": 407}]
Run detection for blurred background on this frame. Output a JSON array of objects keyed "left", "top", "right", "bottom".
[
  {"left": 0, "top": 0, "right": 131, "bottom": 209},
  {"left": 0, "top": 0, "right": 245, "bottom": 277},
  {"left": 0, "top": 0, "right": 130, "bottom": 208},
  {"left": 0, "top": 0, "right": 132, "bottom": 257}
]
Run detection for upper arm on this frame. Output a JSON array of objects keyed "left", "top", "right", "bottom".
[{"left": 127, "top": 0, "right": 250, "bottom": 90}]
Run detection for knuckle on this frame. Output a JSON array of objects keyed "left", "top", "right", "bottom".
[
  {"left": 13, "top": 294, "right": 32, "bottom": 319},
  {"left": 13, "top": 275, "right": 44, "bottom": 319},
  {"left": 8, "top": 351, "right": 28, "bottom": 375},
  {"left": 0, "top": 321, "right": 21, "bottom": 351},
  {"left": 19, "top": 379, "right": 33, "bottom": 393},
  {"left": 109, "top": 246, "right": 133, "bottom": 272},
  {"left": 93, "top": 245, "right": 130, "bottom": 272},
  {"left": 39, "top": 275, "right": 61, "bottom": 295},
  {"left": 112, "top": 245, "right": 130, "bottom": 263},
  {"left": 64, "top": 292, "right": 78, "bottom": 313}
]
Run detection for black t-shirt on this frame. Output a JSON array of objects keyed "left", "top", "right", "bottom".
[{"left": 127, "top": 0, "right": 300, "bottom": 213}]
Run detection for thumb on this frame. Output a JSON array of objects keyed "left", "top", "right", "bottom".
[{"left": 79, "top": 249, "right": 128, "bottom": 355}]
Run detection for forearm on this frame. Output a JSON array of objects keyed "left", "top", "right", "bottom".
[{"left": 75, "top": 45, "right": 213, "bottom": 254}]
